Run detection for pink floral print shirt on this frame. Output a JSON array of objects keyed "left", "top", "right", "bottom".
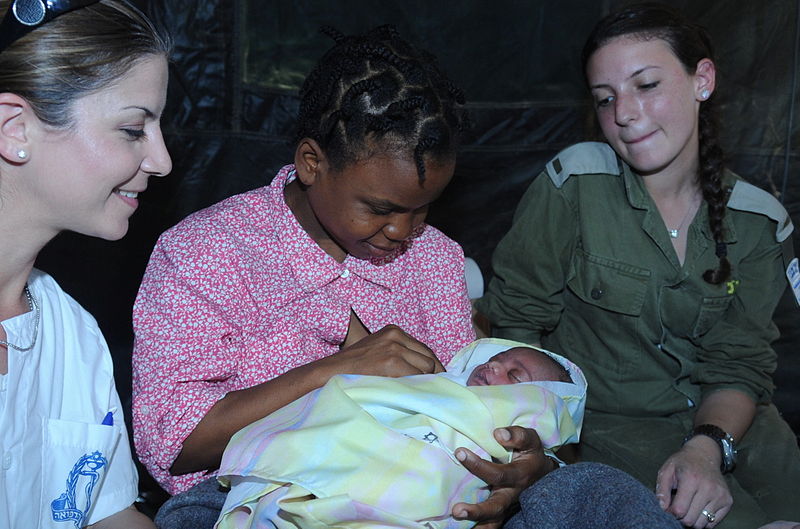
[{"left": 132, "top": 165, "right": 475, "bottom": 494}]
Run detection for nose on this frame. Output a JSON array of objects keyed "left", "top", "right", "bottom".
[
  {"left": 486, "top": 360, "right": 509, "bottom": 383},
  {"left": 141, "top": 127, "right": 172, "bottom": 178},
  {"left": 383, "top": 213, "right": 415, "bottom": 242},
  {"left": 614, "top": 93, "right": 638, "bottom": 126}
]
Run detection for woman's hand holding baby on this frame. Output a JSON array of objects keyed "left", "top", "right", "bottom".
[
  {"left": 329, "top": 324, "right": 445, "bottom": 377},
  {"left": 452, "top": 426, "right": 554, "bottom": 528}
]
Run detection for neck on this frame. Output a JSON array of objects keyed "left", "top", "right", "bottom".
[
  {"left": 283, "top": 179, "right": 347, "bottom": 263},
  {"left": 641, "top": 159, "right": 700, "bottom": 202},
  {"left": 0, "top": 207, "right": 53, "bottom": 314}
]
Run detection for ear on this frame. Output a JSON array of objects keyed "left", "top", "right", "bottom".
[
  {"left": 694, "top": 58, "right": 716, "bottom": 101},
  {"left": 0, "top": 92, "right": 32, "bottom": 164},
  {"left": 293, "top": 137, "right": 328, "bottom": 186}
]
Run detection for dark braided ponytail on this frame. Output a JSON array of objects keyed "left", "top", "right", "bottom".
[
  {"left": 582, "top": 3, "right": 731, "bottom": 284},
  {"left": 296, "top": 25, "right": 467, "bottom": 181},
  {"left": 697, "top": 98, "right": 731, "bottom": 283}
]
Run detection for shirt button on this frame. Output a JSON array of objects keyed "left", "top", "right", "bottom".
[
  {"left": 590, "top": 288, "right": 603, "bottom": 300},
  {"left": 340, "top": 269, "right": 350, "bottom": 278}
]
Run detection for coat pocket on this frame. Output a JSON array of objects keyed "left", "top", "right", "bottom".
[
  {"left": 567, "top": 248, "right": 651, "bottom": 316},
  {"left": 691, "top": 295, "right": 733, "bottom": 337},
  {"left": 41, "top": 418, "right": 121, "bottom": 528}
]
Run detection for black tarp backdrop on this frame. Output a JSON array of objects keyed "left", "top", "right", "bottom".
[{"left": 35, "top": 0, "right": 799, "bottom": 496}]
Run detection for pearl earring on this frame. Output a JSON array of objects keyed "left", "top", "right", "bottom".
[
  {"left": 17, "top": 149, "right": 27, "bottom": 159},
  {"left": 700, "top": 89, "right": 710, "bottom": 100}
]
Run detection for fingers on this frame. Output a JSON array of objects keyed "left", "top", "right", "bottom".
[
  {"left": 453, "top": 426, "right": 548, "bottom": 526},
  {"left": 375, "top": 325, "right": 445, "bottom": 373},
  {"left": 659, "top": 450, "right": 733, "bottom": 528},
  {"left": 335, "top": 324, "right": 444, "bottom": 377},
  {"left": 686, "top": 504, "right": 731, "bottom": 529},
  {"left": 655, "top": 461, "right": 677, "bottom": 511},
  {"left": 455, "top": 427, "right": 547, "bottom": 488},
  {"left": 452, "top": 488, "right": 516, "bottom": 525},
  {"left": 493, "top": 425, "right": 543, "bottom": 452},
  {"left": 368, "top": 325, "right": 443, "bottom": 374},
  {"left": 455, "top": 447, "right": 509, "bottom": 487}
]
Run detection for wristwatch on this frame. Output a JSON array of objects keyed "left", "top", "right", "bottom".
[{"left": 683, "top": 424, "right": 737, "bottom": 473}]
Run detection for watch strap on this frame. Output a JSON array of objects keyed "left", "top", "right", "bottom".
[{"left": 683, "top": 424, "right": 737, "bottom": 473}]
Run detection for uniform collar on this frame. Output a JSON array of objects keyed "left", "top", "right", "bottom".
[{"left": 620, "top": 161, "right": 737, "bottom": 244}]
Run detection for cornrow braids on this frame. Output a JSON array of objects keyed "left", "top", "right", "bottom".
[
  {"left": 296, "top": 25, "right": 468, "bottom": 181},
  {"left": 582, "top": 3, "right": 730, "bottom": 284}
]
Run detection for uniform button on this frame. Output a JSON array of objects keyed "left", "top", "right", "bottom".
[
  {"left": 2, "top": 453, "right": 11, "bottom": 469},
  {"left": 340, "top": 269, "right": 350, "bottom": 278},
  {"left": 590, "top": 288, "right": 603, "bottom": 300}
]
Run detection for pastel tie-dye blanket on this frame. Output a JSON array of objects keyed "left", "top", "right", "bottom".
[{"left": 215, "top": 338, "right": 586, "bottom": 529}]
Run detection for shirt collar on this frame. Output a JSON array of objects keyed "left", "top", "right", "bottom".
[{"left": 620, "top": 161, "right": 737, "bottom": 244}]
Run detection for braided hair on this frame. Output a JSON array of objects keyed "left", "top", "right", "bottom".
[
  {"left": 581, "top": 3, "right": 730, "bottom": 284},
  {"left": 296, "top": 25, "right": 467, "bottom": 181}
]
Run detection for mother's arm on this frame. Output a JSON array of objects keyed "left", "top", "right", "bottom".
[{"left": 171, "top": 324, "right": 445, "bottom": 475}]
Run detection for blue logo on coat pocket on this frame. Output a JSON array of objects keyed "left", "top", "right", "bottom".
[{"left": 51, "top": 451, "right": 108, "bottom": 528}]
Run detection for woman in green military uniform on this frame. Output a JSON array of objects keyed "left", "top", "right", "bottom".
[{"left": 477, "top": 4, "right": 800, "bottom": 529}]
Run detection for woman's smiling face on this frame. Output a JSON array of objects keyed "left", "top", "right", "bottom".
[
  {"left": 24, "top": 54, "right": 172, "bottom": 241},
  {"left": 586, "top": 36, "right": 713, "bottom": 179}
]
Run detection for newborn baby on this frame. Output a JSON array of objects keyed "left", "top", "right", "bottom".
[
  {"left": 465, "top": 346, "right": 572, "bottom": 386},
  {"left": 216, "top": 339, "right": 586, "bottom": 529}
]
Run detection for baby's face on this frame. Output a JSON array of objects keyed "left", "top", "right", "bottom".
[{"left": 466, "top": 347, "right": 561, "bottom": 387}]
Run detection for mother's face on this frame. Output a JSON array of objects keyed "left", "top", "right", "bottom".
[{"left": 585, "top": 36, "right": 714, "bottom": 180}]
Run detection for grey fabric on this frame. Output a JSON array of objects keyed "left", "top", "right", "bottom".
[
  {"left": 505, "top": 462, "right": 682, "bottom": 529},
  {"left": 154, "top": 477, "right": 227, "bottom": 529}
]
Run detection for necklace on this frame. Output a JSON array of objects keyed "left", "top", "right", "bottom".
[
  {"left": 668, "top": 197, "right": 700, "bottom": 239},
  {"left": 0, "top": 285, "right": 40, "bottom": 352}
]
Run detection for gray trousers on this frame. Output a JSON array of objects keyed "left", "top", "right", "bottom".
[{"left": 155, "top": 462, "right": 681, "bottom": 528}]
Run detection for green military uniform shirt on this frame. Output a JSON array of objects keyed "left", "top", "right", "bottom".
[{"left": 477, "top": 142, "right": 794, "bottom": 417}]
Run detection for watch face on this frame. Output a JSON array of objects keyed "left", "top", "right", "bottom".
[{"left": 720, "top": 437, "right": 737, "bottom": 471}]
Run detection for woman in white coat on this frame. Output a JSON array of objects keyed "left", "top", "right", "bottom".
[{"left": 0, "top": 1, "right": 171, "bottom": 527}]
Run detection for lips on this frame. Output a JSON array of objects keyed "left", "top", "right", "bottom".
[
  {"left": 623, "top": 130, "right": 657, "bottom": 144},
  {"left": 114, "top": 188, "right": 143, "bottom": 208},
  {"left": 365, "top": 241, "right": 399, "bottom": 257}
]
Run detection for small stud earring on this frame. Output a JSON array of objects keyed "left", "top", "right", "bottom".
[
  {"left": 17, "top": 149, "right": 27, "bottom": 159},
  {"left": 700, "top": 89, "right": 710, "bottom": 100}
]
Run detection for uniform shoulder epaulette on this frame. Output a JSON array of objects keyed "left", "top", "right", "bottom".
[
  {"left": 727, "top": 180, "right": 794, "bottom": 242},
  {"left": 545, "top": 142, "right": 619, "bottom": 188}
]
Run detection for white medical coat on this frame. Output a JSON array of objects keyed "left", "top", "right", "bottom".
[{"left": 0, "top": 270, "right": 138, "bottom": 528}]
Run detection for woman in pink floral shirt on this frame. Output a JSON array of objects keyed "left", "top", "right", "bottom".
[{"left": 133, "top": 25, "right": 558, "bottom": 528}]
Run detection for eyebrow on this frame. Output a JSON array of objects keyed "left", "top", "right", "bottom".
[
  {"left": 589, "top": 65, "right": 661, "bottom": 90},
  {"left": 365, "top": 198, "right": 412, "bottom": 213},
  {"left": 122, "top": 105, "right": 157, "bottom": 119},
  {"left": 512, "top": 359, "right": 533, "bottom": 378}
]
